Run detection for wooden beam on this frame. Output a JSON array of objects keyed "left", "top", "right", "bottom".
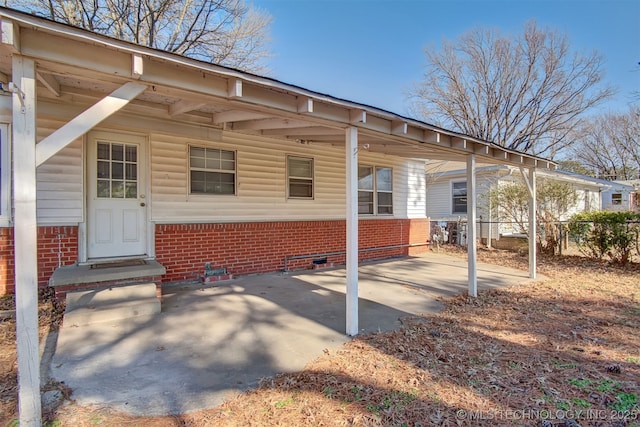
[
  {"left": 168, "top": 99, "right": 205, "bottom": 117},
  {"left": 212, "top": 110, "right": 270, "bottom": 124},
  {"left": 19, "top": 30, "right": 232, "bottom": 97},
  {"left": 228, "top": 78, "right": 242, "bottom": 98},
  {"left": 35, "top": 81, "right": 146, "bottom": 166},
  {"left": 345, "top": 126, "right": 359, "bottom": 336},
  {"left": 473, "top": 143, "right": 490, "bottom": 155},
  {"left": 132, "top": 53, "right": 143, "bottom": 79},
  {"left": 0, "top": 71, "right": 8, "bottom": 84},
  {"left": 1, "top": 18, "right": 20, "bottom": 51},
  {"left": 262, "top": 126, "right": 342, "bottom": 136},
  {"left": 36, "top": 71, "right": 60, "bottom": 97},
  {"left": 297, "top": 96, "right": 314, "bottom": 114},
  {"left": 391, "top": 120, "right": 407, "bottom": 135},
  {"left": 231, "top": 117, "right": 312, "bottom": 131},
  {"left": 350, "top": 109, "right": 366, "bottom": 124},
  {"left": 12, "top": 54, "right": 42, "bottom": 427},
  {"left": 451, "top": 138, "right": 467, "bottom": 150},
  {"left": 288, "top": 135, "right": 343, "bottom": 143},
  {"left": 423, "top": 130, "right": 440, "bottom": 144}
]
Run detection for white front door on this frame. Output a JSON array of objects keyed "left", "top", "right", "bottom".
[{"left": 87, "top": 131, "right": 147, "bottom": 259}]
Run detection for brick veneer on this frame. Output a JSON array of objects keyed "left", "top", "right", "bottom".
[
  {"left": 0, "top": 228, "right": 14, "bottom": 296},
  {"left": 155, "top": 218, "right": 430, "bottom": 284},
  {"left": 0, "top": 219, "right": 430, "bottom": 295},
  {"left": 0, "top": 226, "right": 78, "bottom": 295}
]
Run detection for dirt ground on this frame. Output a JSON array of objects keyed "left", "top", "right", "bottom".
[{"left": 1, "top": 247, "right": 639, "bottom": 426}]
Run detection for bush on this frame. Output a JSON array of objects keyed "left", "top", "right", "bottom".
[{"left": 568, "top": 211, "right": 640, "bottom": 265}]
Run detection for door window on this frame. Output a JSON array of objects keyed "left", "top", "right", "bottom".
[{"left": 96, "top": 142, "right": 138, "bottom": 199}]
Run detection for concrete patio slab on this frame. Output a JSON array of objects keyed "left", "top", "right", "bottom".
[
  {"left": 63, "top": 283, "right": 160, "bottom": 326},
  {"left": 47, "top": 252, "right": 540, "bottom": 416}
]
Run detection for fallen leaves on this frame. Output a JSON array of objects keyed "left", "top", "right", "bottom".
[{"left": 1, "top": 248, "right": 639, "bottom": 426}]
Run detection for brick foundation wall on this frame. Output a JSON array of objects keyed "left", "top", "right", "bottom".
[
  {"left": 0, "top": 219, "right": 431, "bottom": 295},
  {"left": 408, "top": 218, "right": 430, "bottom": 255},
  {"left": 0, "top": 226, "right": 79, "bottom": 296},
  {"left": 155, "top": 218, "right": 430, "bottom": 284},
  {"left": 0, "top": 228, "right": 14, "bottom": 296}
]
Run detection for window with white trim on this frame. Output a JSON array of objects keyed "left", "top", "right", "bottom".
[
  {"left": 287, "top": 156, "right": 313, "bottom": 199},
  {"left": 0, "top": 124, "right": 10, "bottom": 225},
  {"left": 358, "top": 164, "right": 393, "bottom": 215},
  {"left": 611, "top": 193, "right": 622, "bottom": 205},
  {"left": 452, "top": 181, "right": 467, "bottom": 214},
  {"left": 189, "top": 146, "right": 236, "bottom": 195}
]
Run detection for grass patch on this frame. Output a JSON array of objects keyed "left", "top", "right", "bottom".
[
  {"left": 274, "top": 397, "right": 294, "bottom": 409},
  {"left": 611, "top": 393, "right": 639, "bottom": 412},
  {"left": 568, "top": 378, "right": 592, "bottom": 388}
]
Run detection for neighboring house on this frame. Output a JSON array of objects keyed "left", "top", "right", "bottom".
[
  {"left": 603, "top": 179, "right": 640, "bottom": 212},
  {"left": 0, "top": 7, "right": 555, "bottom": 299},
  {"left": 425, "top": 162, "right": 611, "bottom": 245}
]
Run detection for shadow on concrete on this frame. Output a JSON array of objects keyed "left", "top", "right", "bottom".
[{"left": 48, "top": 252, "right": 538, "bottom": 416}]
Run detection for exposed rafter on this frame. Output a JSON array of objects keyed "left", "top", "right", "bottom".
[
  {"left": 212, "top": 110, "right": 270, "bottom": 124},
  {"left": 391, "top": 120, "right": 407, "bottom": 135},
  {"left": 132, "top": 53, "right": 143, "bottom": 79},
  {"left": 36, "top": 71, "right": 60, "bottom": 96},
  {"left": 231, "top": 118, "right": 314, "bottom": 131},
  {"left": 297, "top": 96, "right": 313, "bottom": 114},
  {"left": 261, "top": 126, "right": 343, "bottom": 136},
  {"left": 228, "top": 78, "right": 242, "bottom": 98},
  {"left": 169, "top": 99, "right": 205, "bottom": 117},
  {"left": 350, "top": 109, "right": 366, "bottom": 124}
]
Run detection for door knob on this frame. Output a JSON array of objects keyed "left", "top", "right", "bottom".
[{"left": 140, "top": 202, "right": 146, "bottom": 207}]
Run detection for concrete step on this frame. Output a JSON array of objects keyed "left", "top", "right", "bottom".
[{"left": 63, "top": 283, "right": 160, "bottom": 327}]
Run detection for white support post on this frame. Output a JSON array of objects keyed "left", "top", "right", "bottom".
[
  {"left": 345, "top": 126, "right": 359, "bottom": 336},
  {"left": 528, "top": 167, "right": 537, "bottom": 279},
  {"left": 12, "top": 55, "right": 42, "bottom": 426},
  {"left": 466, "top": 154, "right": 478, "bottom": 298},
  {"left": 487, "top": 187, "right": 493, "bottom": 249}
]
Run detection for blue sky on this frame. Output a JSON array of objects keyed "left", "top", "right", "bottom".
[{"left": 251, "top": 0, "right": 640, "bottom": 118}]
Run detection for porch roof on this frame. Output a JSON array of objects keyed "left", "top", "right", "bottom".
[{"left": 0, "top": 6, "right": 555, "bottom": 170}]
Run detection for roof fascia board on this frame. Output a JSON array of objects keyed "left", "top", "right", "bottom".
[
  {"left": 426, "top": 164, "right": 508, "bottom": 178},
  {"left": 534, "top": 170, "right": 612, "bottom": 189}
]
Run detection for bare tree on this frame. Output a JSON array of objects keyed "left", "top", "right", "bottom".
[
  {"left": 570, "top": 106, "right": 640, "bottom": 180},
  {"left": 9, "top": 0, "right": 272, "bottom": 73},
  {"left": 410, "top": 21, "right": 613, "bottom": 158}
]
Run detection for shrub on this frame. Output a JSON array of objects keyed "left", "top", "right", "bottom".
[{"left": 568, "top": 211, "right": 640, "bottom": 265}]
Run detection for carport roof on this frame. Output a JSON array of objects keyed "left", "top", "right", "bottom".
[{"left": 0, "top": 6, "right": 555, "bottom": 169}]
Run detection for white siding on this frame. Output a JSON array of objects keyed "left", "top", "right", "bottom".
[
  {"left": 36, "top": 122, "right": 83, "bottom": 225},
  {"left": 602, "top": 186, "right": 632, "bottom": 211},
  {"left": 426, "top": 172, "right": 494, "bottom": 220},
  {"left": 425, "top": 180, "right": 452, "bottom": 219},
  {"left": 150, "top": 132, "right": 421, "bottom": 223},
  {"left": 33, "top": 121, "right": 426, "bottom": 225},
  {"left": 404, "top": 160, "right": 427, "bottom": 219},
  {"left": 0, "top": 123, "right": 10, "bottom": 227}
]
